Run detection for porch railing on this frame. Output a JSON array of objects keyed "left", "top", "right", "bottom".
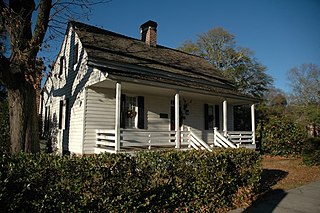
[
  {"left": 97, "top": 128, "right": 254, "bottom": 152},
  {"left": 213, "top": 128, "right": 237, "bottom": 148},
  {"left": 96, "top": 129, "right": 191, "bottom": 151},
  {"left": 188, "top": 127, "right": 212, "bottom": 151},
  {"left": 213, "top": 128, "right": 255, "bottom": 148},
  {"left": 227, "top": 131, "right": 254, "bottom": 146}
]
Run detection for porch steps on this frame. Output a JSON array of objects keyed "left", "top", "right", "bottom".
[{"left": 188, "top": 130, "right": 212, "bottom": 152}]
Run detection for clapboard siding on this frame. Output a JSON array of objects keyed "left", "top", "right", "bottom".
[
  {"left": 183, "top": 99, "right": 206, "bottom": 141},
  {"left": 68, "top": 94, "right": 84, "bottom": 154},
  {"left": 83, "top": 87, "right": 116, "bottom": 154},
  {"left": 145, "top": 95, "right": 171, "bottom": 131},
  {"left": 40, "top": 24, "right": 111, "bottom": 154},
  {"left": 183, "top": 99, "right": 223, "bottom": 144}
]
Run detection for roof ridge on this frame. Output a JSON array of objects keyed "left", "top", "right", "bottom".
[
  {"left": 70, "top": 20, "right": 139, "bottom": 41},
  {"left": 70, "top": 21, "right": 211, "bottom": 61},
  {"left": 70, "top": 20, "right": 233, "bottom": 86}
]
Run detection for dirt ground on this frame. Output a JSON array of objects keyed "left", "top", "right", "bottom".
[{"left": 260, "top": 155, "right": 320, "bottom": 191}]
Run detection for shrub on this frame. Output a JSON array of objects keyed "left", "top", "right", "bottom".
[
  {"left": 0, "top": 149, "right": 261, "bottom": 212},
  {"left": 302, "top": 137, "right": 320, "bottom": 166},
  {"left": 258, "top": 115, "right": 307, "bottom": 156}
]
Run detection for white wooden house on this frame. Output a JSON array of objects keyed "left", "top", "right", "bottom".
[{"left": 40, "top": 20, "right": 258, "bottom": 154}]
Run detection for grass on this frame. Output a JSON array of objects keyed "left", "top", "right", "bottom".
[{"left": 260, "top": 155, "right": 320, "bottom": 191}]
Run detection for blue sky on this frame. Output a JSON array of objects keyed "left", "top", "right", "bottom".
[{"left": 46, "top": 0, "right": 320, "bottom": 93}]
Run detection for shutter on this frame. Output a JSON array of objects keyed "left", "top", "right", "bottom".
[
  {"left": 65, "top": 98, "right": 69, "bottom": 129},
  {"left": 59, "top": 56, "right": 64, "bottom": 76},
  {"left": 204, "top": 104, "right": 209, "bottom": 130},
  {"left": 137, "top": 96, "right": 145, "bottom": 129},
  {"left": 44, "top": 107, "right": 48, "bottom": 132},
  {"left": 120, "top": 94, "right": 126, "bottom": 128},
  {"left": 215, "top": 105, "right": 220, "bottom": 129},
  {"left": 59, "top": 100, "right": 63, "bottom": 129},
  {"left": 47, "top": 107, "right": 50, "bottom": 131},
  {"left": 73, "top": 43, "right": 78, "bottom": 65}
]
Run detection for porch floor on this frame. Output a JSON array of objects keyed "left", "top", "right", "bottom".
[{"left": 95, "top": 144, "right": 191, "bottom": 154}]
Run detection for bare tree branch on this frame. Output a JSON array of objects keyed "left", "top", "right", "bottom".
[{"left": 30, "top": 0, "right": 52, "bottom": 59}]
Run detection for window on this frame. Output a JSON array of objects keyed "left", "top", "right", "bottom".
[
  {"left": 204, "top": 104, "right": 214, "bottom": 130},
  {"left": 215, "top": 105, "right": 220, "bottom": 129},
  {"left": 125, "top": 96, "right": 137, "bottom": 128},
  {"left": 44, "top": 106, "right": 50, "bottom": 132},
  {"left": 204, "top": 104, "right": 220, "bottom": 130},
  {"left": 58, "top": 98, "right": 69, "bottom": 130},
  {"left": 120, "top": 95, "right": 144, "bottom": 129},
  {"left": 73, "top": 43, "right": 78, "bottom": 65},
  {"left": 59, "top": 56, "right": 64, "bottom": 76}
]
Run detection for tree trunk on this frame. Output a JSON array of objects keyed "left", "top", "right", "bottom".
[{"left": 8, "top": 82, "right": 40, "bottom": 153}]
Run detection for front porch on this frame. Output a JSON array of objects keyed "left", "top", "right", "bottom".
[
  {"left": 94, "top": 128, "right": 256, "bottom": 154},
  {"left": 89, "top": 80, "right": 257, "bottom": 154}
]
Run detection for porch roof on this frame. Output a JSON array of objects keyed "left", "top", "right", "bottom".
[{"left": 70, "top": 21, "right": 259, "bottom": 102}]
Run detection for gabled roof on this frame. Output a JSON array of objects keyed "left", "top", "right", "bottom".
[{"left": 69, "top": 21, "right": 257, "bottom": 100}]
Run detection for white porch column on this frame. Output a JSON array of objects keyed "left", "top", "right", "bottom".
[
  {"left": 223, "top": 100, "right": 228, "bottom": 136},
  {"left": 115, "top": 82, "right": 121, "bottom": 152},
  {"left": 251, "top": 104, "right": 256, "bottom": 144},
  {"left": 175, "top": 91, "right": 181, "bottom": 149}
]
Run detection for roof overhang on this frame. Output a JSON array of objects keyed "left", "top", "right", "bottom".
[{"left": 87, "top": 59, "right": 260, "bottom": 104}]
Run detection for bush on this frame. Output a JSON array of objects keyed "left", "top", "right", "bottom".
[
  {"left": 0, "top": 149, "right": 261, "bottom": 212},
  {"left": 258, "top": 115, "right": 307, "bottom": 156},
  {"left": 302, "top": 137, "right": 320, "bottom": 166}
]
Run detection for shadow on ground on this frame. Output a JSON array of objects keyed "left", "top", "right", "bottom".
[
  {"left": 243, "top": 169, "right": 288, "bottom": 213},
  {"left": 259, "top": 169, "right": 288, "bottom": 193}
]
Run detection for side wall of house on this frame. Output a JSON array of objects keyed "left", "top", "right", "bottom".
[
  {"left": 41, "top": 26, "right": 107, "bottom": 154},
  {"left": 145, "top": 95, "right": 171, "bottom": 131},
  {"left": 83, "top": 87, "right": 116, "bottom": 153},
  {"left": 40, "top": 26, "right": 85, "bottom": 153}
]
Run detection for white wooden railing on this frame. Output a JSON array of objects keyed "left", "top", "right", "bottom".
[
  {"left": 188, "top": 127, "right": 212, "bottom": 151},
  {"left": 96, "top": 129, "right": 191, "bottom": 151},
  {"left": 227, "top": 131, "right": 254, "bottom": 147},
  {"left": 97, "top": 127, "right": 256, "bottom": 152},
  {"left": 213, "top": 128, "right": 255, "bottom": 149},
  {"left": 96, "top": 128, "right": 214, "bottom": 152},
  {"left": 213, "top": 128, "right": 237, "bottom": 148},
  {"left": 96, "top": 129, "right": 117, "bottom": 149}
]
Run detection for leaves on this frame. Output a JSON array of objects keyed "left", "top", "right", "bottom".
[
  {"left": 259, "top": 115, "right": 307, "bottom": 156},
  {"left": 178, "top": 27, "right": 273, "bottom": 98},
  {"left": 302, "top": 138, "right": 320, "bottom": 166},
  {"left": 0, "top": 150, "right": 261, "bottom": 212}
]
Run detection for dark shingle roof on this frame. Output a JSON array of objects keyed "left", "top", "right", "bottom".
[{"left": 69, "top": 21, "right": 256, "bottom": 100}]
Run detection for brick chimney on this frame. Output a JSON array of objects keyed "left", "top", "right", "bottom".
[{"left": 140, "top": 20, "right": 158, "bottom": 47}]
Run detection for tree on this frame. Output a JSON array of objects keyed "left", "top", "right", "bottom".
[
  {"left": 287, "top": 63, "right": 320, "bottom": 137},
  {"left": 288, "top": 63, "right": 320, "bottom": 105},
  {"left": 0, "top": 0, "right": 108, "bottom": 153},
  {"left": 178, "top": 27, "right": 273, "bottom": 98}
]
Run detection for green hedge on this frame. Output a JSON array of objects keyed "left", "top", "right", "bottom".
[
  {"left": 302, "top": 137, "right": 320, "bottom": 166},
  {"left": 0, "top": 149, "right": 261, "bottom": 212},
  {"left": 258, "top": 115, "right": 307, "bottom": 156}
]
